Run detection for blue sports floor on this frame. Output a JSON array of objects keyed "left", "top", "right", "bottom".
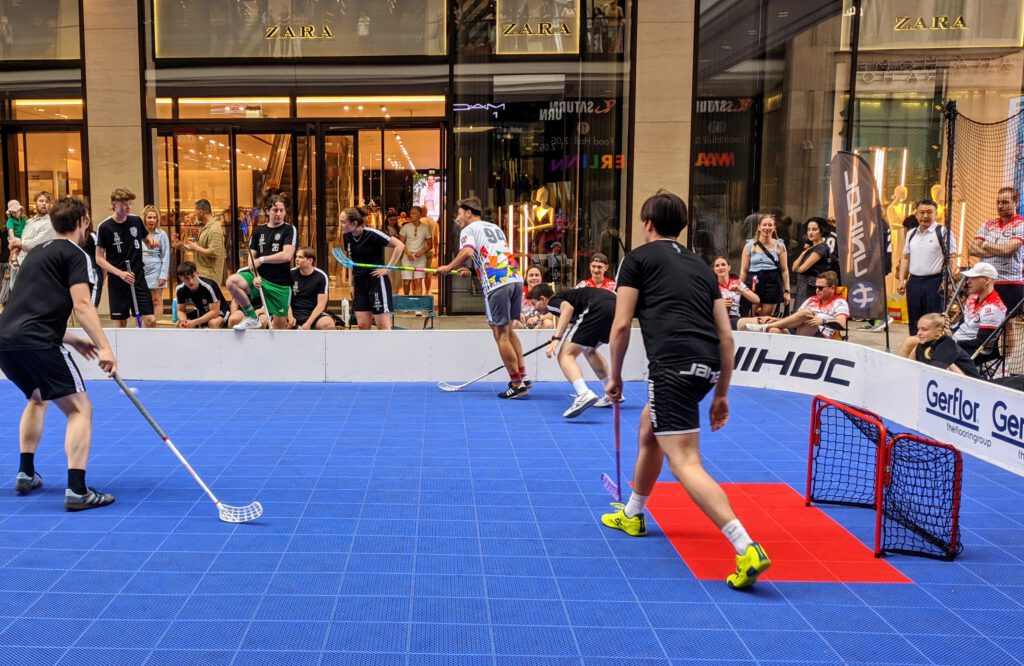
[{"left": 0, "top": 380, "right": 1022, "bottom": 666}]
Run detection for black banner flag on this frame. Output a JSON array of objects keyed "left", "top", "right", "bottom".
[{"left": 830, "top": 151, "right": 887, "bottom": 320}]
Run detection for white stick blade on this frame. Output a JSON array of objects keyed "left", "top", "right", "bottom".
[
  {"left": 437, "top": 381, "right": 464, "bottom": 392},
  {"left": 219, "top": 501, "right": 263, "bottom": 523}
]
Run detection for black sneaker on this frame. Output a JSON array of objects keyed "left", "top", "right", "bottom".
[
  {"left": 498, "top": 382, "right": 529, "bottom": 399},
  {"left": 522, "top": 378, "right": 533, "bottom": 389},
  {"left": 15, "top": 472, "right": 42, "bottom": 495},
  {"left": 65, "top": 487, "right": 115, "bottom": 512}
]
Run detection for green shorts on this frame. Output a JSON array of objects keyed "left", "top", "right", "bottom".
[{"left": 238, "top": 270, "right": 291, "bottom": 318}]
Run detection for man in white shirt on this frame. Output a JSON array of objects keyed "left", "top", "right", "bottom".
[
  {"left": 898, "top": 199, "right": 957, "bottom": 335},
  {"left": 738, "top": 271, "right": 849, "bottom": 337},
  {"left": 10, "top": 191, "right": 55, "bottom": 262},
  {"left": 399, "top": 206, "right": 433, "bottom": 296},
  {"left": 952, "top": 262, "right": 1006, "bottom": 353}
]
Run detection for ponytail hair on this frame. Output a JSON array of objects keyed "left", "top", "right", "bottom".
[{"left": 917, "top": 312, "right": 953, "bottom": 360}]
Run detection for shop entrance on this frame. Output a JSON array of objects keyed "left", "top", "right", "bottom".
[{"left": 154, "top": 123, "right": 445, "bottom": 306}]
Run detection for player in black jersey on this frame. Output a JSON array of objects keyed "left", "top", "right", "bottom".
[
  {"left": 95, "top": 188, "right": 157, "bottom": 327},
  {"left": 0, "top": 197, "right": 117, "bottom": 511},
  {"left": 602, "top": 190, "right": 771, "bottom": 589},
  {"left": 82, "top": 227, "right": 103, "bottom": 307},
  {"left": 341, "top": 206, "right": 406, "bottom": 330},
  {"left": 288, "top": 247, "right": 336, "bottom": 330},
  {"left": 175, "top": 261, "right": 227, "bottom": 328},
  {"left": 528, "top": 284, "right": 617, "bottom": 418},
  {"left": 227, "top": 194, "right": 298, "bottom": 330}
]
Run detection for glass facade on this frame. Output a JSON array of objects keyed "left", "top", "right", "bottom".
[{"left": 692, "top": 0, "right": 1024, "bottom": 279}]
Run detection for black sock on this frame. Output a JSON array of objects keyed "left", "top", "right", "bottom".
[
  {"left": 68, "top": 469, "right": 87, "bottom": 495},
  {"left": 19, "top": 453, "right": 35, "bottom": 477}
]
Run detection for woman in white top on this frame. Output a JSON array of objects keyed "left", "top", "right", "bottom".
[
  {"left": 713, "top": 256, "right": 759, "bottom": 329},
  {"left": 141, "top": 205, "right": 171, "bottom": 320},
  {"left": 739, "top": 214, "right": 790, "bottom": 317}
]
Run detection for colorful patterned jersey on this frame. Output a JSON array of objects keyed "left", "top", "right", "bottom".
[{"left": 459, "top": 220, "right": 522, "bottom": 294}]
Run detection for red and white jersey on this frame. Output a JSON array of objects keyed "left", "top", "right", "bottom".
[
  {"left": 954, "top": 289, "right": 1006, "bottom": 342},
  {"left": 798, "top": 294, "right": 850, "bottom": 324},
  {"left": 718, "top": 278, "right": 748, "bottom": 318},
  {"left": 575, "top": 277, "right": 617, "bottom": 292},
  {"left": 975, "top": 215, "right": 1024, "bottom": 284}
]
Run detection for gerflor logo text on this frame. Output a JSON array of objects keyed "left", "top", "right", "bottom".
[
  {"left": 992, "top": 401, "right": 1024, "bottom": 449},
  {"left": 925, "top": 380, "right": 980, "bottom": 431}
]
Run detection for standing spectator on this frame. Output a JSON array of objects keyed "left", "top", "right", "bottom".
[
  {"left": 227, "top": 194, "right": 297, "bottom": 330},
  {"left": 95, "top": 188, "right": 157, "bottom": 328},
  {"left": 713, "top": 256, "right": 759, "bottom": 329},
  {"left": 739, "top": 214, "right": 790, "bottom": 317},
  {"left": 575, "top": 253, "right": 616, "bottom": 291},
  {"left": 10, "top": 192, "right": 55, "bottom": 263},
  {"left": 418, "top": 207, "right": 440, "bottom": 296},
  {"left": 288, "top": 247, "right": 336, "bottom": 330},
  {"left": 178, "top": 199, "right": 225, "bottom": 284},
  {"left": 174, "top": 261, "right": 227, "bottom": 329},
  {"left": 82, "top": 224, "right": 103, "bottom": 308},
  {"left": 546, "top": 241, "right": 570, "bottom": 286},
  {"left": 516, "top": 265, "right": 554, "bottom": 330},
  {"left": 969, "top": 186, "right": 1024, "bottom": 313},
  {"left": 898, "top": 198, "right": 956, "bottom": 335},
  {"left": 4, "top": 199, "right": 26, "bottom": 300},
  {"left": 791, "top": 217, "right": 831, "bottom": 303},
  {"left": 399, "top": 206, "right": 432, "bottom": 295},
  {"left": 141, "top": 205, "right": 170, "bottom": 321},
  {"left": 6, "top": 199, "right": 26, "bottom": 249}
]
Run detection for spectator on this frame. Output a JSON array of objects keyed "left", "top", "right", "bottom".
[
  {"left": 969, "top": 186, "right": 1023, "bottom": 313},
  {"left": 898, "top": 198, "right": 956, "bottom": 335},
  {"left": 791, "top": 218, "right": 831, "bottom": 303},
  {"left": 178, "top": 199, "right": 226, "bottom": 284},
  {"left": 416, "top": 206, "right": 440, "bottom": 295},
  {"left": 901, "top": 313, "right": 979, "bottom": 378},
  {"left": 11, "top": 191, "right": 55, "bottom": 262},
  {"left": 738, "top": 271, "right": 848, "bottom": 337},
  {"left": 399, "top": 206, "right": 432, "bottom": 295},
  {"left": 174, "top": 261, "right": 227, "bottom": 329},
  {"left": 141, "top": 205, "right": 170, "bottom": 321},
  {"left": 739, "top": 214, "right": 790, "bottom": 317},
  {"left": 288, "top": 247, "right": 336, "bottom": 330},
  {"left": 0, "top": 212, "right": 8, "bottom": 309},
  {"left": 5, "top": 199, "right": 25, "bottom": 252},
  {"left": 576, "top": 252, "right": 616, "bottom": 291},
  {"left": 713, "top": 256, "right": 759, "bottom": 329},
  {"left": 546, "top": 241, "right": 570, "bottom": 286},
  {"left": 516, "top": 265, "right": 555, "bottom": 330},
  {"left": 951, "top": 262, "right": 1006, "bottom": 355}
]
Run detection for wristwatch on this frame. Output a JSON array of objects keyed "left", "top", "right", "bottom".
[{"left": 551, "top": 336, "right": 562, "bottom": 341}]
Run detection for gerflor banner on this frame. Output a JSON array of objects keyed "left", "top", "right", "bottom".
[{"left": 830, "top": 151, "right": 887, "bottom": 319}]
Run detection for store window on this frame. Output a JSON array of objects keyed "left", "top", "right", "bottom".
[
  {"left": 152, "top": 0, "right": 446, "bottom": 59},
  {"left": 457, "top": 0, "right": 626, "bottom": 56},
  {"left": 0, "top": 0, "right": 80, "bottom": 61}
]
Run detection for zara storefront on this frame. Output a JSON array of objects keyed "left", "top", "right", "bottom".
[{"left": 0, "top": 0, "right": 634, "bottom": 315}]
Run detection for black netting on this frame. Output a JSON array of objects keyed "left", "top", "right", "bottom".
[
  {"left": 881, "top": 435, "right": 963, "bottom": 560},
  {"left": 808, "top": 401, "right": 884, "bottom": 508}
]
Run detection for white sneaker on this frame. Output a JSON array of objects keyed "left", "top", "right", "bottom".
[
  {"left": 594, "top": 394, "right": 624, "bottom": 408},
  {"left": 744, "top": 323, "right": 769, "bottom": 332},
  {"left": 563, "top": 390, "right": 599, "bottom": 418},
  {"left": 233, "top": 317, "right": 262, "bottom": 331},
  {"left": 868, "top": 317, "right": 894, "bottom": 332}
]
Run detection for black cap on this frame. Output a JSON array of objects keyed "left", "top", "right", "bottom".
[{"left": 457, "top": 196, "right": 483, "bottom": 215}]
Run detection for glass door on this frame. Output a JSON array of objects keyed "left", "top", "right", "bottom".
[{"left": 322, "top": 130, "right": 356, "bottom": 302}]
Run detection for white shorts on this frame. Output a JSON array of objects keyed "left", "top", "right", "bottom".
[{"left": 401, "top": 256, "right": 427, "bottom": 278}]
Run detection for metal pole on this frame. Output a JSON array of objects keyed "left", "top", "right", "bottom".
[{"left": 942, "top": 100, "right": 958, "bottom": 310}]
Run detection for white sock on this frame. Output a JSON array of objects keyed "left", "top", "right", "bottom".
[
  {"left": 601, "top": 376, "right": 613, "bottom": 387},
  {"left": 722, "top": 519, "right": 753, "bottom": 555},
  {"left": 623, "top": 492, "right": 649, "bottom": 518},
  {"left": 572, "top": 378, "right": 589, "bottom": 395}
]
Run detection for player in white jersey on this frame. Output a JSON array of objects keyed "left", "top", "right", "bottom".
[{"left": 438, "top": 197, "right": 529, "bottom": 399}]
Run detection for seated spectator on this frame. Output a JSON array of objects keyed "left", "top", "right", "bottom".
[
  {"left": 575, "top": 252, "right": 616, "bottom": 291},
  {"left": 289, "top": 247, "right": 337, "bottom": 330},
  {"left": 901, "top": 312, "right": 980, "bottom": 378},
  {"left": 738, "top": 271, "right": 848, "bottom": 337},
  {"left": 175, "top": 261, "right": 227, "bottom": 329},
  {"left": 951, "top": 262, "right": 1005, "bottom": 355},
  {"left": 712, "top": 256, "right": 759, "bottom": 329},
  {"left": 516, "top": 265, "right": 554, "bottom": 330}
]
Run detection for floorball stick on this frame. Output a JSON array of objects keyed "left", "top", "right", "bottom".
[
  {"left": 437, "top": 341, "right": 549, "bottom": 392},
  {"left": 127, "top": 261, "right": 142, "bottom": 328},
  {"left": 332, "top": 246, "right": 438, "bottom": 273},
  {"left": 249, "top": 249, "right": 273, "bottom": 328},
  {"left": 601, "top": 401, "right": 622, "bottom": 501},
  {"left": 113, "top": 372, "right": 263, "bottom": 523}
]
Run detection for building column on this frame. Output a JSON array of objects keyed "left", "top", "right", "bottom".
[
  {"left": 630, "top": 0, "right": 696, "bottom": 247},
  {"left": 82, "top": 1, "right": 144, "bottom": 211}
]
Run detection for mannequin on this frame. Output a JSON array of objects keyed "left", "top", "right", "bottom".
[
  {"left": 885, "top": 185, "right": 909, "bottom": 230},
  {"left": 930, "top": 184, "right": 946, "bottom": 222},
  {"left": 528, "top": 186, "right": 555, "bottom": 232}
]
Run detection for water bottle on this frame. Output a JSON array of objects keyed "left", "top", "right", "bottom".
[
  {"left": 171, "top": 298, "right": 178, "bottom": 324},
  {"left": 341, "top": 298, "right": 350, "bottom": 327}
]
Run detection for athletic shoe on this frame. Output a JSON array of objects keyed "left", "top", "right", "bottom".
[
  {"left": 600, "top": 502, "right": 647, "bottom": 536},
  {"left": 564, "top": 390, "right": 599, "bottom": 418},
  {"left": 859, "top": 319, "right": 877, "bottom": 330},
  {"left": 233, "top": 316, "right": 261, "bottom": 330},
  {"left": 594, "top": 394, "right": 624, "bottom": 408},
  {"left": 498, "top": 382, "right": 529, "bottom": 399},
  {"left": 744, "top": 323, "right": 769, "bottom": 332},
  {"left": 15, "top": 472, "right": 42, "bottom": 495},
  {"left": 868, "top": 317, "right": 894, "bottom": 332},
  {"left": 726, "top": 542, "right": 772, "bottom": 589},
  {"left": 65, "top": 487, "right": 115, "bottom": 512},
  {"left": 522, "top": 378, "right": 533, "bottom": 389}
]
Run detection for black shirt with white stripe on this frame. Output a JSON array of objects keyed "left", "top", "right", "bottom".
[
  {"left": 96, "top": 214, "right": 148, "bottom": 275},
  {"left": 546, "top": 287, "right": 616, "bottom": 322},
  {"left": 0, "top": 238, "right": 94, "bottom": 349},
  {"left": 176, "top": 277, "right": 225, "bottom": 315},
  {"left": 290, "top": 267, "right": 330, "bottom": 318},
  {"left": 249, "top": 222, "right": 298, "bottom": 287},
  {"left": 344, "top": 227, "right": 391, "bottom": 277}
]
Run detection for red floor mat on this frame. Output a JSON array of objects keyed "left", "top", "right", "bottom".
[{"left": 644, "top": 482, "right": 911, "bottom": 583}]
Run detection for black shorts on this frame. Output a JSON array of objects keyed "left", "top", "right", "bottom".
[
  {"left": 729, "top": 316, "right": 739, "bottom": 330},
  {"left": 0, "top": 347, "right": 85, "bottom": 401},
  {"left": 186, "top": 308, "right": 229, "bottom": 328},
  {"left": 647, "top": 360, "right": 720, "bottom": 436},
  {"left": 749, "top": 269, "right": 783, "bottom": 304},
  {"left": 353, "top": 272, "right": 393, "bottom": 315},
  {"left": 294, "top": 311, "right": 341, "bottom": 328},
  {"left": 108, "top": 273, "right": 154, "bottom": 320},
  {"left": 566, "top": 299, "right": 615, "bottom": 348},
  {"left": 995, "top": 283, "right": 1023, "bottom": 315},
  {"left": 92, "top": 276, "right": 104, "bottom": 308}
]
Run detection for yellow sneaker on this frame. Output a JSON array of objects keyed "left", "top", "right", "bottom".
[
  {"left": 726, "top": 542, "right": 771, "bottom": 589},
  {"left": 600, "top": 503, "right": 647, "bottom": 536}
]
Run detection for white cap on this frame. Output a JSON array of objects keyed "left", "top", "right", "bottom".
[
  {"left": 6, "top": 199, "right": 22, "bottom": 215},
  {"left": 962, "top": 262, "right": 998, "bottom": 280}
]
